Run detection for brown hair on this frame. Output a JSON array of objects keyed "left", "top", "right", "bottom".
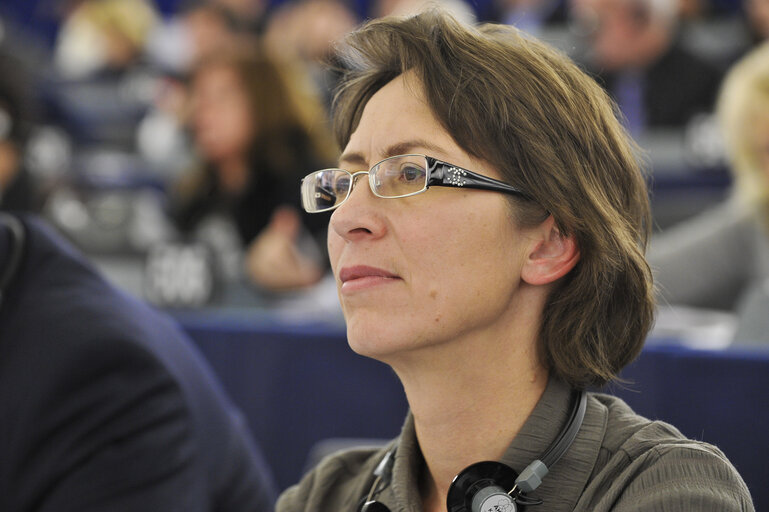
[{"left": 332, "top": 9, "right": 654, "bottom": 388}]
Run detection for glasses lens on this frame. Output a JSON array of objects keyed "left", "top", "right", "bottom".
[
  {"left": 371, "top": 155, "right": 428, "bottom": 198},
  {"left": 301, "top": 169, "right": 351, "bottom": 212}
]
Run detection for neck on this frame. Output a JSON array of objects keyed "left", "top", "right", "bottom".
[{"left": 387, "top": 289, "right": 549, "bottom": 512}]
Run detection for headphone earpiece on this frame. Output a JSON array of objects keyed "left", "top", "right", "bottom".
[
  {"left": 446, "top": 391, "right": 586, "bottom": 512},
  {"left": 447, "top": 461, "right": 519, "bottom": 512}
]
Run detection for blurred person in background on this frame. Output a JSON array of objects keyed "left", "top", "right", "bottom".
[
  {"left": 264, "top": 0, "right": 358, "bottom": 63},
  {"left": 42, "top": 0, "right": 164, "bottom": 153},
  {"left": 575, "top": 0, "right": 722, "bottom": 135},
  {"left": 171, "top": 47, "right": 336, "bottom": 291},
  {"left": 141, "top": 2, "right": 250, "bottom": 178},
  {"left": 53, "top": 0, "right": 159, "bottom": 79},
  {"left": 263, "top": 0, "right": 358, "bottom": 109},
  {"left": 0, "top": 211, "right": 277, "bottom": 511},
  {"left": 147, "top": 0, "right": 264, "bottom": 77},
  {"left": 649, "top": 42, "right": 769, "bottom": 341},
  {"left": 372, "top": 0, "right": 476, "bottom": 21},
  {"left": 477, "top": 0, "right": 569, "bottom": 34},
  {"left": 746, "top": 0, "right": 769, "bottom": 44},
  {"left": 211, "top": 0, "right": 269, "bottom": 34}
]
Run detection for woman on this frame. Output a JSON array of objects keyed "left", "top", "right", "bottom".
[
  {"left": 172, "top": 48, "right": 335, "bottom": 289},
  {"left": 278, "top": 9, "right": 753, "bottom": 512},
  {"left": 648, "top": 43, "right": 769, "bottom": 333}
]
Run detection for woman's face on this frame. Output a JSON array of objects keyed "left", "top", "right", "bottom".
[
  {"left": 747, "top": 0, "right": 769, "bottom": 39},
  {"left": 191, "top": 64, "right": 255, "bottom": 163},
  {"left": 327, "top": 73, "right": 540, "bottom": 362}
]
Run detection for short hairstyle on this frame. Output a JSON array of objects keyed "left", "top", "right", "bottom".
[
  {"left": 717, "top": 42, "right": 769, "bottom": 214},
  {"left": 332, "top": 9, "right": 654, "bottom": 389}
]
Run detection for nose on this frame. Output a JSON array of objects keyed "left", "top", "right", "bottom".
[{"left": 329, "top": 171, "right": 387, "bottom": 242}]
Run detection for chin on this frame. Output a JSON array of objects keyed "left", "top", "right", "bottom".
[
  {"left": 344, "top": 315, "right": 409, "bottom": 361},
  {"left": 346, "top": 326, "right": 396, "bottom": 360},
  {"left": 344, "top": 314, "right": 450, "bottom": 365}
]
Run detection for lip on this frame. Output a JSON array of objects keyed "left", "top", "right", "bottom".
[{"left": 338, "top": 265, "right": 400, "bottom": 293}]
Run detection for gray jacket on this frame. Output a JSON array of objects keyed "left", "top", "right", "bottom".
[{"left": 277, "top": 377, "right": 753, "bottom": 511}]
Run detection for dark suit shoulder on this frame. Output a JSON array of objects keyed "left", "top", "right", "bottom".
[
  {"left": 0, "top": 321, "right": 199, "bottom": 512},
  {"left": 0, "top": 216, "right": 276, "bottom": 511}
]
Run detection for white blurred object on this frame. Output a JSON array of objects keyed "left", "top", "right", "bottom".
[
  {"left": 25, "top": 125, "right": 73, "bottom": 180},
  {"left": 144, "top": 242, "right": 216, "bottom": 307},
  {"left": 136, "top": 109, "right": 191, "bottom": 178},
  {"left": 47, "top": 188, "right": 91, "bottom": 232},
  {"left": 146, "top": 18, "right": 195, "bottom": 74},
  {"left": 684, "top": 113, "right": 728, "bottom": 169},
  {"left": 650, "top": 304, "right": 738, "bottom": 349},
  {"left": 54, "top": 15, "right": 108, "bottom": 78},
  {"left": 128, "top": 189, "right": 177, "bottom": 250}
]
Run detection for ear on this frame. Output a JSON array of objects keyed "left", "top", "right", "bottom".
[{"left": 520, "top": 216, "right": 580, "bottom": 286}]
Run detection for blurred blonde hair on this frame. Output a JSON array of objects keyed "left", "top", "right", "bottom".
[
  {"left": 718, "top": 42, "right": 769, "bottom": 213},
  {"left": 77, "top": 0, "right": 159, "bottom": 50}
]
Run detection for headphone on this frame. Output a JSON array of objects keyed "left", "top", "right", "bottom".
[
  {"left": 360, "top": 390, "right": 587, "bottom": 512},
  {"left": 0, "top": 212, "right": 26, "bottom": 309}
]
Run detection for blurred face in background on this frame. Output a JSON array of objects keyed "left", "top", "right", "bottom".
[
  {"left": 191, "top": 63, "right": 255, "bottom": 165},
  {"left": 586, "top": 0, "right": 642, "bottom": 70},
  {"left": 213, "top": 0, "right": 267, "bottom": 21},
  {"left": 747, "top": 0, "right": 769, "bottom": 39},
  {"left": 184, "top": 6, "right": 236, "bottom": 64}
]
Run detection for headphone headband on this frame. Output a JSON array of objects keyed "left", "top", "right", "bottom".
[{"left": 361, "top": 389, "right": 588, "bottom": 512}]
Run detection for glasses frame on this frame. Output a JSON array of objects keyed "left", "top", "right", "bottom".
[{"left": 301, "top": 154, "right": 533, "bottom": 213}]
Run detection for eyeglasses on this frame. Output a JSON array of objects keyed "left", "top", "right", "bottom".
[{"left": 300, "top": 154, "right": 532, "bottom": 213}]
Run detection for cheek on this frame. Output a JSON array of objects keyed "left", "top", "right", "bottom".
[{"left": 407, "top": 217, "right": 520, "bottom": 311}]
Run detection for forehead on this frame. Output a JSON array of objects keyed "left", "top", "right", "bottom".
[{"left": 341, "top": 73, "right": 460, "bottom": 167}]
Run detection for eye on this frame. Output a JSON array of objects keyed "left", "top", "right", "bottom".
[
  {"left": 334, "top": 174, "right": 351, "bottom": 192},
  {"left": 398, "top": 163, "right": 426, "bottom": 183}
]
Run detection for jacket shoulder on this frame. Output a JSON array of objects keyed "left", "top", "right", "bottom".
[{"left": 582, "top": 393, "right": 754, "bottom": 511}]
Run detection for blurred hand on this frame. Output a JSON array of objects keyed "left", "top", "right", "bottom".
[
  {"left": 245, "top": 206, "right": 324, "bottom": 291},
  {"left": 0, "top": 141, "right": 20, "bottom": 191}
]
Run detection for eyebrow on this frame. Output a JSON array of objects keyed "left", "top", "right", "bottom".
[{"left": 338, "top": 139, "right": 449, "bottom": 169}]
